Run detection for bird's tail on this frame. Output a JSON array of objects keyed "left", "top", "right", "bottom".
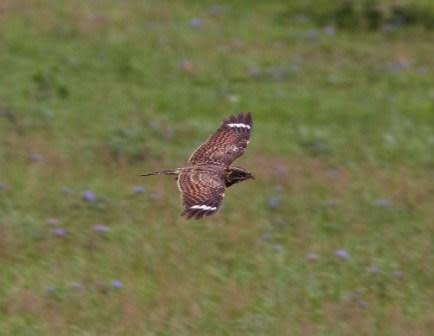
[{"left": 140, "top": 169, "right": 180, "bottom": 177}]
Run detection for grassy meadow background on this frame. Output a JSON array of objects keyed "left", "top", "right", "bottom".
[{"left": 1, "top": 0, "right": 434, "bottom": 334}]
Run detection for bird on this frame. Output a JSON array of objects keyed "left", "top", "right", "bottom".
[{"left": 142, "top": 112, "right": 254, "bottom": 219}]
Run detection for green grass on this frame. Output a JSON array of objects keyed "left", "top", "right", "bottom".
[{"left": 1, "top": 1, "right": 433, "bottom": 335}]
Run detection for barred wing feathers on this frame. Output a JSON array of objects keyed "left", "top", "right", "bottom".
[
  {"left": 177, "top": 168, "right": 226, "bottom": 220},
  {"left": 188, "top": 112, "right": 252, "bottom": 166}
]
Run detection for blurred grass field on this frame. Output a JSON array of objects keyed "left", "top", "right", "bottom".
[{"left": 1, "top": 0, "right": 434, "bottom": 335}]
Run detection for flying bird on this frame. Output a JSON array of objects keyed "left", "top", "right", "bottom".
[{"left": 142, "top": 112, "right": 254, "bottom": 219}]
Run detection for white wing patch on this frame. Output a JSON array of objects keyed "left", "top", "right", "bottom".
[
  {"left": 226, "top": 123, "right": 251, "bottom": 129},
  {"left": 190, "top": 205, "right": 217, "bottom": 211}
]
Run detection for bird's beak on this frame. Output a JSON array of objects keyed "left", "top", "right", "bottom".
[{"left": 249, "top": 174, "right": 255, "bottom": 180}]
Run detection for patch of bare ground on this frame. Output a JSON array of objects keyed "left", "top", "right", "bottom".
[
  {"left": 2, "top": 289, "right": 43, "bottom": 316},
  {"left": 369, "top": 167, "right": 434, "bottom": 213},
  {"left": 1, "top": 289, "right": 68, "bottom": 333},
  {"left": 50, "top": 1, "right": 174, "bottom": 36},
  {"left": 318, "top": 301, "right": 433, "bottom": 336},
  {"left": 253, "top": 153, "right": 432, "bottom": 210},
  {"left": 0, "top": 0, "right": 27, "bottom": 17},
  {"left": 220, "top": 279, "right": 254, "bottom": 321},
  {"left": 110, "top": 293, "right": 145, "bottom": 334},
  {"left": 253, "top": 153, "right": 351, "bottom": 196},
  {"left": 3, "top": 134, "right": 71, "bottom": 171},
  {"left": 0, "top": 221, "right": 15, "bottom": 259}
]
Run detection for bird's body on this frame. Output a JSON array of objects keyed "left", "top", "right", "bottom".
[{"left": 142, "top": 113, "right": 254, "bottom": 219}]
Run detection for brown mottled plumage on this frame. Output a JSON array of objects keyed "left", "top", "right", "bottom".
[{"left": 142, "top": 112, "right": 254, "bottom": 219}]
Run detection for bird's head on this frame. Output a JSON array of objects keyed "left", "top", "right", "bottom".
[{"left": 225, "top": 166, "right": 254, "bottom": 187}]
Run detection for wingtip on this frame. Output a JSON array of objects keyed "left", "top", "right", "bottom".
[
  {"left": 181, "top": 207, "right": 218, "bottom": 220},
  {"left": 245, "top": 112, "right": 252, "bottom": 125},
  {"left": 222, "top": 112, "right": 252, "bottom": 127},
  {"left": 181, "top": 209, "right": 204, "bottom": 220}
]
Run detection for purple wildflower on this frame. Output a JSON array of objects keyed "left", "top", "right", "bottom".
[
  {"left": 93, "top": 224, "right": 109, "bottom": 234},
  {"left": 323, "top": 26, "right": 336, "bottom": 36},
  {"left": 321, "top": 199, "right": 337, "bottom": 207},
  {"left": 347, "top": 290, "right": 362, "bottom": 301},
  {"left": 393, "top": 270, "right": 403, "bottom": 279},
  {"left": 46, "top": 286, "right": 56, "bottom": 295},
  {"left": 267, "top": 196, "right": 280, "bottom": 209},
  {"left": 111, "top": 279, "right": 123, "bottom": 289},
  {"left": 307, "top": 252, "right": 319, "bottom": 262},
  {"left": 132, "top": 185, "right": 145, "bottom": 194},
  {"left": 358, "top": 300, "right": 369, "bottom": 309},
  {"left": 178, "top": 59, "right": 194, "bottom": 72},
  {"left": 52, "top": 227, "right": 66, "bottom": 237},
  {"left": 70, "top": 282, "right": 82, "bottom": 290},
  {"left": 0, "top": 182, "right": 6, "bottom": 190},
  {"left": 271, "top": 244, "right": 283, "bottom": 253},
  {"left": 259, "top": 232, "right": 273, "bottom": 242},
  {"left": 388, "top": 61, "right": 410, "bottom": 74},
  {"left": 148, "top": 120, "right": 161, "bottom": 130},
  {"left": 325, "top": 168, "right": 340, "bottom": 178},
  {"left": 305, "top": 29, "right": 319, "bottom": 40},
  {"left": 290, "top": 64, "right": 300, "bottom": 74},
  {"left": 207, "top": 4, "right": 229, "bottom": 16},
  {"left": 371, "top": 199, "right": 392, "bottom": 208},
  {"left": 247, "top": 66, "right": 261, "bottom": 78},
  {"left": 310, "top": 141, "right": 329, "bottom": 154},
  {"left": 62, "top": 187, "right": 72, "bottom": 194},
  {"left": 273, "top": 185, "right": 284, "bottom": 193},
  {"left": 81, "top": 190, "right": 96, "bottom": 203},
  {"left": 29, "top": 152, "right": 43, "bottom": 162},
  {"left": 268, "top": 67, "right": 289, "bottom": 81},
  {"left": 46, "top": 218, "right": 59, "bottom": 226},
  {"left": 150, "top": 191, "right": 163, "bottom": 200},
  {"left": 368, "top": 265, "right": 380, "bottom": 274},
  {"left": 335, "top": 249, "right": 349, "bottom": 260},
  {"left": 189, "top": 18, "right": 203, "bottom": 28}
]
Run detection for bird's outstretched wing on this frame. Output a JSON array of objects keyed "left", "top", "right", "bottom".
[
  {"left": 177, "top": 168, "right": 226, "bottom": 220},
  {"left": 188, "top": 112, "right": 252, "bottom": 166}
]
